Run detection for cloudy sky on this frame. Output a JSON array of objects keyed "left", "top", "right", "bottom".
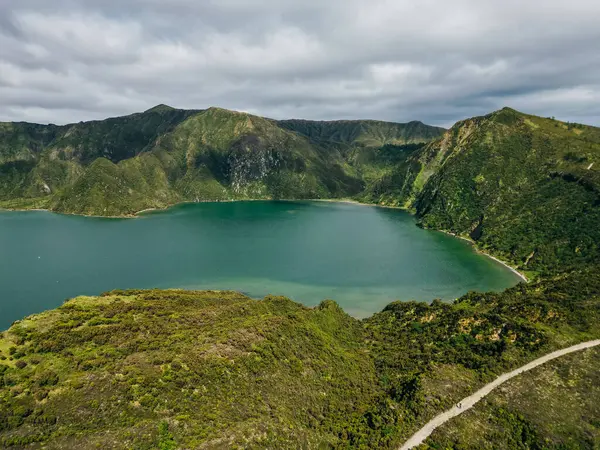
[{"left": 1, "top": 0, "right": 599, "bottom": 127}]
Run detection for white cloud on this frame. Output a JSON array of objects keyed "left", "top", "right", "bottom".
[
  {"left": 0, "top": 0, "right": 599, "bottom": 126},
  {"left": 14, "top": 12, "right": 144, "bottom": 63}
]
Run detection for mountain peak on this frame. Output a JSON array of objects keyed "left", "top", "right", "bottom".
[
  {"left": 144, "top": 104, "right": 176, "bottom": 113},
  {"left": 486, "top": 106, "right": 525, "bottom": 126},
  {"left": 492, "top": 106, "right": 526, "bottom": 116}
]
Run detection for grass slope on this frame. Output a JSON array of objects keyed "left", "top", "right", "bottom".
[{"left": 424, "top": 346, "right": 600, "bottom": 449}]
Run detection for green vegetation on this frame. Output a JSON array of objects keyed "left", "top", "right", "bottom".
[
  {"left": 1, "top": 106, "right": 600, "bottom": 448},
  {"left": 277, "top": 119, "right": 444, "bottom": 149},
  {"left": 0, "top": 291, "right": 381, "bottom": 448},
  {"left": 365, "top": 266, "right": 600, "bottom": 442},
  {"left": 0, "top": 107, "right": 443, "bottom": 216},
  {"left": 357, "top": 107, "right": 600, "bottom": 448},
  {"left": 1, "top": 268, "right": 598, "bottom": 448}
]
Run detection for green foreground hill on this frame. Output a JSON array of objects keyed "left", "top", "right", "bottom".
[
  {"left": 1, "top": 106, "right": 600, "bottom": 448},
  {"left": 0, "top": 107, "right": 444, "bottom": 216},
  {"left": 1, "top": 267, "right": 599, "bottom": 448}
]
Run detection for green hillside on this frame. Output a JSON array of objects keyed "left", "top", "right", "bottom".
[
  {"left": 0, "top": 291, "right": 382, "bottom": 448},
  {"left": 277, "top": 119, "right": 446, "bottom": 197},
  {"left": 416, "top": 109, "right": 600, "bottom": 274},
  {"left": 366, "top": 265, "right": 600, "bottom": 447},
  {"left": 277, "top": 119, "right": 445, "bottom": 148},
  {"left": 0, "top": 107, "right": 444, "bottom": 216},
  {"left": 361, "top": 107, "right": 600, "bottom": 276}
]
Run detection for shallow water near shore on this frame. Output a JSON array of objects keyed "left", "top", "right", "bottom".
[{"left": 0, "top": 201, "right": 521, "bottom": 329}]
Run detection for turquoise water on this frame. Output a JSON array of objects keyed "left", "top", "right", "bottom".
[{"left": 0, "top": 201, "right": 521, "bottom": 329}]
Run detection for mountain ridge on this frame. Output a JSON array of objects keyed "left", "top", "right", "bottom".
[{"left": 0, "top": 106, "right": 445, "bottom": 216}]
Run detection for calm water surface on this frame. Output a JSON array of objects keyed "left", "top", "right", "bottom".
[{"left": 0, "top": 201, "right": 521, "bottom": 329}]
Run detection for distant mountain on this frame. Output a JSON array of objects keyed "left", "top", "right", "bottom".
[
  {"left": 277, "top": 118, "right": 445, "bottom": 148},
  {"left": 0, "top": 106, "right": 444, "bottom": 216}
]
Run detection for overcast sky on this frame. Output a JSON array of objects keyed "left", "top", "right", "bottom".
[{"left": 1, "top": 0, "right": 599, "bottom": 127}]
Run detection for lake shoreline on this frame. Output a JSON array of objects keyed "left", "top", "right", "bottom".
[
  {"left": 1, "top": 198, "right": 406, "bottom": 219},
  {"left": 0, "top": 206, "right": 138, "bottom": 219},
  {"left": 436, "top": 230, "right": 528, "bottom": 282},
  {"left": 138, "top": 197, "right": 409, "bottom": 215}
]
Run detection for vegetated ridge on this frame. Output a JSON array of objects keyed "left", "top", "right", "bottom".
[{"left": 0, "top": 106, "right": 444, "bottom": 216}]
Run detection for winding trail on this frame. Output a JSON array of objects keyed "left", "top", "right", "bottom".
[{"left": 399, "top": 339, "right": 600, "bottom": 450}]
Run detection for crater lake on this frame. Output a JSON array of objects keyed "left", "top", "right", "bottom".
[{"left": 0, "top": 201, "right": 522, "bottom": 329}]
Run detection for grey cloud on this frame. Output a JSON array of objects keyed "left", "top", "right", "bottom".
[{"left": 1, "top": 0, "right": 599, "bottom": 127}]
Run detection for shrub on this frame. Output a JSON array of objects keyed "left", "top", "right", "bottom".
[
  {"left": 35, "top": 371, "right": 59, "bottom": 387},
  {"left": 15, "top": 360, "right": 27, "bottom": 369}
]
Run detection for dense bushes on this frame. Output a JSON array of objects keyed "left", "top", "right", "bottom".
[{"left": 0, "top": 290, "right": 381, "bottom": 448}]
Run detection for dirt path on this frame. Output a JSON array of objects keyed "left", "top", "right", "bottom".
[{"left": 399, "top": 339, "right": 600, "bottom": 450}]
